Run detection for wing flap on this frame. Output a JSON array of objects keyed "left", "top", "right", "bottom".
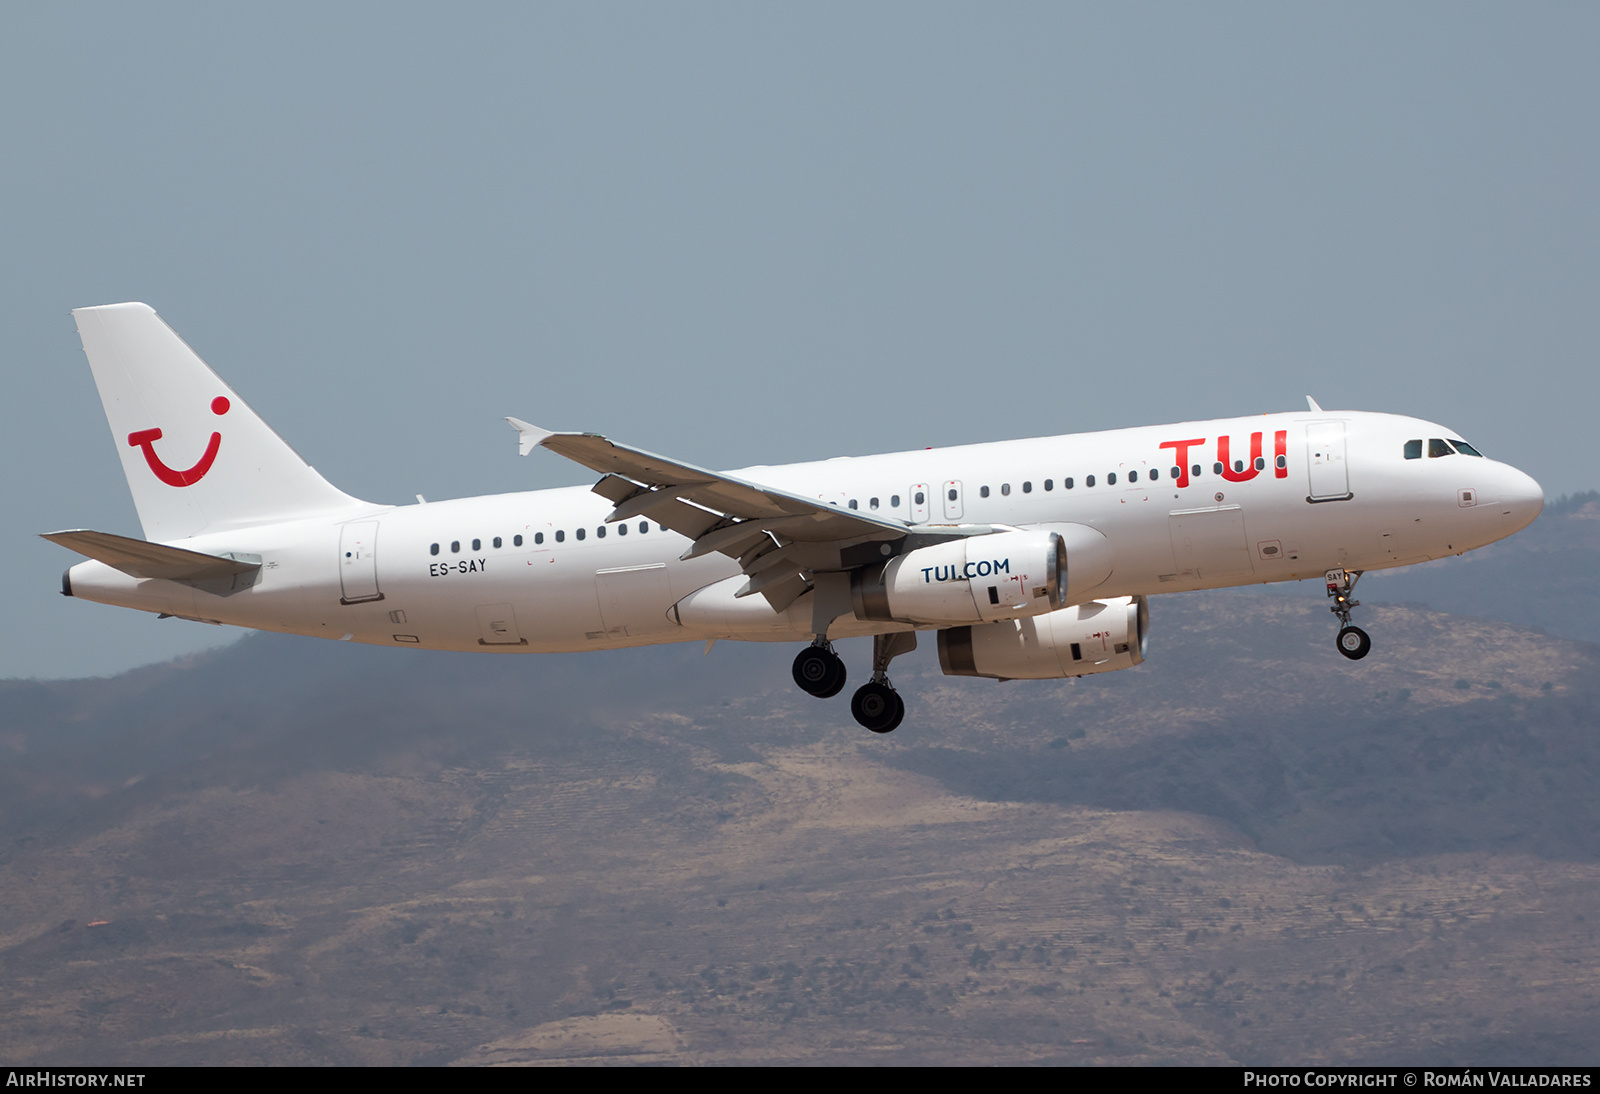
[
  {"left": 759, "top": 571, "right": 813, "bottom": 613},
  {"left": 735, "top": 563, "right": 813, "bottom": 599}
]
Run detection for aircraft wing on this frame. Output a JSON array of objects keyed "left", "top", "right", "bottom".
[{"left": 507, "top": 419, "right": 932, "bottom": 611}]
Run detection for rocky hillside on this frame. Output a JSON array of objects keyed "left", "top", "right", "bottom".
[{"left": 2, "top": 499, "right": 1597, "bottom": 1065}]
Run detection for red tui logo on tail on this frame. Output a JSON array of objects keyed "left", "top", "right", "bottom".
[{"left": 127, "top": 396, "right": 230, "bottom": 487}]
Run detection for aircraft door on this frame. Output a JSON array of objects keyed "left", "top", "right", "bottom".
[
  {"left": 338, "top": 520, "right": 383, "bottom": 604},
  {"left": 1306, "top": 422, "right": 1351, "bottom": 501},
  {"left": 942, "top": 480, "right": 964, "bottom": 521},
  {"left": 911, "top": 483, "right": 930, "bottom": 523}
]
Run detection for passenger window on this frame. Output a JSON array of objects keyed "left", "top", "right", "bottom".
[
  {"left": 890, "top": 495, "right": 901, "bottom": 508},
  {"left": 1085, "top": 475, "right": 1095, "bottom": 488},
  {"left": 472, "top": 538, "right": 481, "bottom": 551},
  {"left": 947, "top": 488, "right": 957, "bottom": 501},
  {"left": 1171, "top": 466, "right": 1181, "bottom": 478},
  {"left": 1192, "top": 464, "right": 1201, "bottom": 479},
  {"left": 1107, "top": 472, "right": 1117, "bottom": 485},
  {"left": 596, "top": 526, "right": 605, "bottom": 538},
  {"left": 1214, "top": 462, "right": 1224, "bottom": 475},
  {"left": 513, "top": 534, "right": 522, "bottom": 546},
  {"left": 1001, "top": 483, "right": 1011, "bottom": 496},
  {"left": 849, "top": 499, "right": 858, "bottom": 510},
  {"left": 430, "top": 543, "right": 439, "bottom": 556},
  {"left": 980, "top": 486, "right": 990, "bottom": 498},
  {"left": 555, "top": 530, "right": 565, "bottom": 543},
  {"left": 870, "top": 497, "right": 879, "bottom": 509},
  {"left": 493, "top": 536, "right": 502, "bottom": 548},
  {"left": 451, "top": 541, "right": 460, "bottom": 553},
  {"left": 1044, "top": 479, "right": 1053, "bottom": 491},
  {"left": 1429, "top": 438, "right": 1454, "bottom": 458},
  {"left": 1128, "top": 471, "right": 1137, "bottom": 483},
  {"left": 1253, "top": 457, "right": 1265, "bottom": 471},
  {"left": 1404, "top": 440, "right": 1422, "bottom": 460},
  {"left": 1275, "top": 455, "right": 1287, "bottom": 469},
  {"left": 531, "top": 533, "right": 541, "bottom": 545},
  {"left": 576, "top": 527, "right": 586, "bottom": 540},
  {"left": 1149, "top": 468, "right": 1158, "bottom": 481},
  {"left": 639, "top": 522, "right": 649, "bottom": 533},
  {"left": 1065, "top": 477, "right": 1074, "bottom": 489},
  {"left": 1450, "top": 439, "right": 1484, "bottom": 457},
  {"left": 1023, "top": 481, "right": 1032, "bottom": 493},
  {"left": 617, "top": 523, "right": 627, "bottom": 535},
  {"left": 915, "top": 491, "right": 925, "bottom": 505}
]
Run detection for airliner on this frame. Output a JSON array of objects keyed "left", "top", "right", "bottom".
[{"left": 46, "top": 303, "right": 1545, "bottom": 733}]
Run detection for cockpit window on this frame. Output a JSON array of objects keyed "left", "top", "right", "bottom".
[
  {"left": 1403, "top": 439, "right": 1422, "bottom": 460},
  {"left": 1450, "top": 439, "right": 1484, "bottom": 457},
  {"left": 1428, "top": 438, "right": 1455, "bottom": 458}
]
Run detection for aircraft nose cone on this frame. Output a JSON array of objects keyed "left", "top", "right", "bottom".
[{"left": 1497, "top": 465, "right": 1544, "bottom": 534}]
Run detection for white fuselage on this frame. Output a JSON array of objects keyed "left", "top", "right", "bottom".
[{"left": 64, "top": 410, "right": 1545, "bottom": 652}]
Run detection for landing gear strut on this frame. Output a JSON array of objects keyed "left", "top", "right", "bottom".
[
  {"left": 1326, "top": 568, "right": 1371, "bottom": 660},
  {"left": 850, "top": 632, "right": 916, "bottom": 734},
  {"left": 793, "top": 639, "right": 847, "bottom": 698}
]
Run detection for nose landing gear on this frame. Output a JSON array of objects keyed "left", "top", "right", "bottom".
[{"left": 1326, "top": 568, "right": 1370, "bottom": 660}]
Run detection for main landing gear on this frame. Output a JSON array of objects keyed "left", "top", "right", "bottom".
[
  {"left": 851, "top": 681, "right": 902, "bottom": 735},
  {"left": 793, "top": 632, "right": 915, "bottom": 734},
  {"left": 1326, "top": 568, "right": 1371, "bottom": 660},
  {"left": 793, "top": 639, "right": 847, "bottom": 698}
]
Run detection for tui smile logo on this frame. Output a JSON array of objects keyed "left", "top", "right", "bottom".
[{"left": 127, "top": 396, "right": 230, "bottom": 487}]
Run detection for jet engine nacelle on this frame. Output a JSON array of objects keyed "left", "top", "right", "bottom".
[
  {"left": 936, "top": 595, "right": 1149, "bottom": 680},
  {"left": 852, "top": 529, "right": 1066, "bottom": 625}
]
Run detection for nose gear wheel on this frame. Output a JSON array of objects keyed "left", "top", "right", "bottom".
[{"left": 1337, "top": 625, "right": 1371, "bottom": 660}]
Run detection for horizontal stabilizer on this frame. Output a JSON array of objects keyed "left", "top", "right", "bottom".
[{"left": 41, "top": 529, "right": 260, "bottom": 582}]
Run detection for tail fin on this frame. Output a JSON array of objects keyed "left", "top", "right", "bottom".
[{"left": 73, "top": 302, "right": 366, "bottom": 541}]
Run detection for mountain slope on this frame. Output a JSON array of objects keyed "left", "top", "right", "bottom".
[{"left": 3, "top": 572, "right": 1599, "bottom": 1064}]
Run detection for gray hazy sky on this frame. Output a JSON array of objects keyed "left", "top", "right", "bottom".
[{"left": 4, "top": 3, "right": 1596, "bottom": 679}]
